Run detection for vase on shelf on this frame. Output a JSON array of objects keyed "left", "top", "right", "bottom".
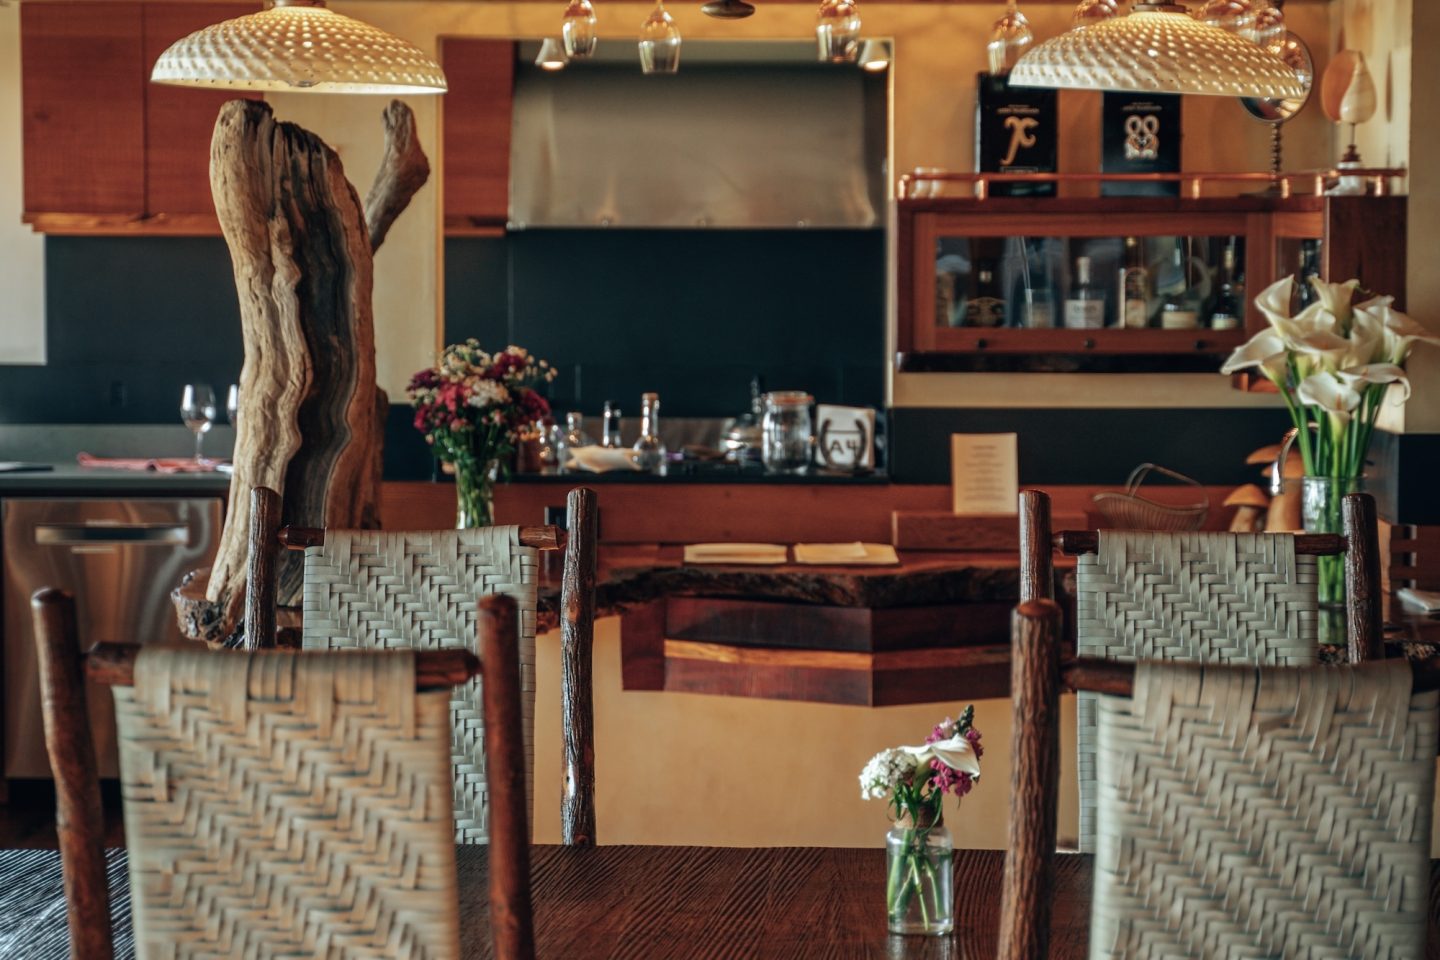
[
  {"left": 1300, "top": 475, "right": 1362, "bottom": 609},
  {"left": 885, "top": 804, "right": 954, "bottom": 936},
  {"left": 454, "top": 458, "right": 500, "bottom": 529}
]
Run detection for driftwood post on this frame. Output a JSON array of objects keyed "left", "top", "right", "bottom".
[{"left": 174, "top": 99, "right": 429, "bottom": 645}]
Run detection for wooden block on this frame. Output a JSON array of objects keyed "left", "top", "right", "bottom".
[
  {"left": 441, "top": 38, "right": 515, "bottom": 231},
  {"left": 893, "top": 510, "right": 1086, "bottom": 551}
]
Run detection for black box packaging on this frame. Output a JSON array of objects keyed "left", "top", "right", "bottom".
[
  {"left": 1101, "top": 92, "right": 1182, "bottom": 197},
  {"left": 975, "top": 73, "right": 1058, "bottom": 197}
]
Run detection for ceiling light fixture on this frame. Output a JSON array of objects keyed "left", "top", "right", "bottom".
[
  {"left": 1010, "top": 2, "right": 1304, "bottom": 99},
  {"left": 150, "top": 0, "right": 446, "bottom": 94},
  {"left": 536, "top": 37, "right": 570, "bottom": 72},
  {"left": 858, "top": 39, "right": 891, "bottom": 73}
]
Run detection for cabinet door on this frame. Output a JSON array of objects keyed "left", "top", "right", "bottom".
[
  {"left": 143, "top": 3, "right": 256, "bottom": 220},
  {"left": 21, "top": 3, "right": 146, "bottom": 219},
  {"left": 442, "top": 39, "right": 515, "bottom": 234}
]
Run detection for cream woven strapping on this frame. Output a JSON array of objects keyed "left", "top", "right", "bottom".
[
  {"left": 1092, "top": 660, "right": 1436, "bottom": 959},
  {"left": 301, "top": 527, "right": 538, "bottom": 844},
  {"left": 114, "top": 647, "right": 460, "bottom": 960},
  {"left": 1076, "top": 531, "right": 1319, "bottom": 853}
]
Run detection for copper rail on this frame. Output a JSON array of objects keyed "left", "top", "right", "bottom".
[
  {"left": 278, "top": 526, "right": 564, "bottom": 551},
  {"left": 898, "top": 168, "right": 1408, "bottom": 201}
]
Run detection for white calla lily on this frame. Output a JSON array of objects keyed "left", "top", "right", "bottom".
[
  {"left": 1254, "top": 276, "right": 1296, "bottom": 331},
  {"left": 900, "top": 735, "right": 981, "bottom": 780},
  {"left": 1297, "top": 371, "right": 1363, "bottom": 427},
  {"left": 1355, "top": 300, "right": 1440, "bottom": 364},
  {"left": 1337, "top": 363, "right": 1412, "bottom": 402},
  {"left": 1311, "top": 278, "right": 1361, "bottom": 331},
  {"left": 1220, "top": 328, "right": 1288, "bottom": 381}
]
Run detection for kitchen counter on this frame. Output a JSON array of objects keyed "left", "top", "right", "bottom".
[{"left": 0, "top": 464, "right": 231, "bottom": 495}]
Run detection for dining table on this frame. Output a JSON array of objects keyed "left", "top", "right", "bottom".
[{"left": 3, "top": 845, "right": 1440, "bottom": 958}]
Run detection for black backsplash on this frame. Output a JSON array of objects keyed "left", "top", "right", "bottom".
[
  {"left": 0, "top": 237, "right": 243, "bottom": 424},
  {"left": 444, "top": 230, "right": 888, "bottom": 417}
]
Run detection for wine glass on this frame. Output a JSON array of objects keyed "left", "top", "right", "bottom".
[
  {"left": 562, "top": 0, "right": 598, "bottom": 58},
  {"left": 1071, "top": 0, "right": 1117, "bottom": 28},
  {"left": 987, "top": 2, "right": 1034, "bottom": 75},
  {"left": 181, "top": 384, "right": 217, "bottom": 462},
  {"left": 226, "top": 384, "right": 240, "bottom": 430},
  {"left": 815, "top": 0, "right": 860, "bottom": 63},
  {"left": 639, "top": 1, "right": 681, "bottom": 75}
]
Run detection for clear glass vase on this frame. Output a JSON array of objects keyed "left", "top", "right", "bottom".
[
  {"left": 455, "top": 459, "right": 500, "bottom": 529},
  {"left": 885, "top": 815, "right": 954, "bottom": 936},
  {"left": 1301, "top": 475, "right": 1362, "bottom": 609}
]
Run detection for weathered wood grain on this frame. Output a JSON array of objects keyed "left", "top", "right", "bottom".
[
  {"left": 560, "top": 488, "right": 598, "bottom": 847},
  {"left": 242, "top": 486, "right": 281, "bottom": 651},
  {"left": 1019, "top": 490, "right": 1054, "bottom": 604},
  {"left": 29, "top": 589, "right": 113, "bottom": 960},
  {"left": 1344, "top": 493, "right": 1384, "bottom": 663}
]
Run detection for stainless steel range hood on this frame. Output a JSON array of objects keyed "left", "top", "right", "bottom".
[{"left": 508, "top": 40, "right": 888, "bottom": 229}]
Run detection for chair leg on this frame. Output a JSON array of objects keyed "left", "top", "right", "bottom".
[
  {"left": 1019, "top": 490, "right": 1054, "bottom": 604},
  {"left": 243, "top": 486, "right": 282, "bottom": 651},
  {"left": 560, "top": 487, "right": 598, "bottom": 847},
  {"left": 997, "top": 599, "right": 1063, "bottom": 960},
  {"left": 481, "top": 594, "right": 536, "bottom": 960},
  {"left": 1342, "top": 493, "right": 1383, "bottom": 663},
  {"left": 31, "top": 588, "right": 114, "bottom": 960}
]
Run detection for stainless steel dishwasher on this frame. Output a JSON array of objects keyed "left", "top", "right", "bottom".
[{"left": 2, "top": 497, "right": 222, "bottom": 778}]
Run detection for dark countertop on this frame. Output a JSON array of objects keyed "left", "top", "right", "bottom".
[{"left": 0, "top": 464, "right": 232, "bottom": 496}]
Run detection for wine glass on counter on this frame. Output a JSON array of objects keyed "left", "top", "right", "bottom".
[{"left": 181, "top": 383, "right": 217, "bottom": 462}]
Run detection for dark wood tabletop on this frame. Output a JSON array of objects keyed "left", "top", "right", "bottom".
[{"left": 3, "top": 846, "right": 1439, "bottom": 958}]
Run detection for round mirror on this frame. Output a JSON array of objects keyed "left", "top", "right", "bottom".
[{"left": 1241, "top": 32, "right": 1315, "bottom": 122}]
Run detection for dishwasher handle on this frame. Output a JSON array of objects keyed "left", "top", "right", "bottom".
[{"left": 34, "top": 523, "right": 191, "bottom": 547}]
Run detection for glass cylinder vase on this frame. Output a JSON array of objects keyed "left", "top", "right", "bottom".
[
  {"left": 455, "top": 459, "right": 500, "bottom": 529},
  {"left": 885, "top": 811, "right": 954, "bottom": 936},
  {"left": 1301, "top": 475, "right": 1362, "bottom": 609}
]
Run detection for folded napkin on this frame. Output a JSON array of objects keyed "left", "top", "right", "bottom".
[
  {"left": 77, "top": 453, "right": 223, "bottom": 474},
  {"left": 1397, "top": 588, "right": 1440, "bottom": 614},
  {"left": 793, "top": 542, "right": 900, "bottom": 566},
  {"left": 567, "top": 447, "right": 641, "bottom": 473},
  {"left": 683, "top": 543, "right": 789, "bottom": 565}
]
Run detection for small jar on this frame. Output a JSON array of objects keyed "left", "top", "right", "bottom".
[
  {"left": 761, "top": 392, "right": 813, "bottom": 474},
  {"left": 885, "top": 812, "right": 954, "bottom": 936}
]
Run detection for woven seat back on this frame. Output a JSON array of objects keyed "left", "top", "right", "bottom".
[
  {"left": 1076, "top": 531, "right": 1319, "bottom": 852},
  {"left": 300, "top": 527, "right": 538, "bottom": 845},
  {"left": 1092, "top": 659, "right": 1436, "bottom": 959},
  {"left": 115, "top": 647, "right": 461, "bottom": 960}
]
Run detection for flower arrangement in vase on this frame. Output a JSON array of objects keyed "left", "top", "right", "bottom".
[
  {"left": 408, "top": 341, "right": 556, "bottom": 528},
  {"left": 1222, "top": 276, "right": 1436, "bottom": 607},
  {"left": 859, "top": 706, "right": 982, "bottom": 936}
]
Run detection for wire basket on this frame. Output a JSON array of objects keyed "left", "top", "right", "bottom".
[{"left": 1092, "top": 463, "right": 1210, "bottom": 531}]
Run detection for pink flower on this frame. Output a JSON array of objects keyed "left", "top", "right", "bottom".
[{"left": 965, "top": 726, "right": 983, "bottom": 761}]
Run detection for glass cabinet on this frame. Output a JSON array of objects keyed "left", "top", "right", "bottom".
[{"left": 896, "top": 195, "right": 1406, "bottom": 373}]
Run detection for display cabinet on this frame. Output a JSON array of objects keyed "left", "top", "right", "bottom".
[{"left": 895, "top": 182, "right": 1406, "bottom": 373}]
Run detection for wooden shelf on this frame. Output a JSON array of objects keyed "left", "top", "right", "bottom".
[{"left": 925, "top": 327, "right": 1246, "bottom": 356}]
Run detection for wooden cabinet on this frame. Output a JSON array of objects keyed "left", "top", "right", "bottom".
[
  {"left": 895, "top": 194, "right": 1407, "bottom": 374},
  {"left": 440, "top": 38, "right": 515, "bottom": 236},
  {"left": 20, "top": 2, "right": 253, "bottom": 235}
]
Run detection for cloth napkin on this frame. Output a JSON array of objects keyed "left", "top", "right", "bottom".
[
  {"left": 792, "top": 542, "right": 900, "bottom": 566},
  {"left": 77, "top": 453, "right": 224, "bottom": 474},
  {"left": 683, "top": 543, "right": 789, "bottom": 565},
  {"left": 566, "top": 447, "right": 642, "bottom": 473}
]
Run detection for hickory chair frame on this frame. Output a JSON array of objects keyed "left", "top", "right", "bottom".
[
  {"left": 31, "top": 588, "right": 538, "bottom": 960},
  {"left": 244, "top": 484, "right": 600, "bottom": 849},
  {"left": 1017, "top": 488, "right": 1385, "bottom": 663},
  {"left": 994, "top": 598, "right": 1440, "bottom": 960}
]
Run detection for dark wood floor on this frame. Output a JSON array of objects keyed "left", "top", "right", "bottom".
[{"left": 0, "top": 781, "right": 125, "bottom": 849}]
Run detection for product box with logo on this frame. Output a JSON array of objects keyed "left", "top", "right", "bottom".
[
  {"left": 1101, "top": 92, "right": 1182, "bottom": 197},
  {"left": 975, "top": 73, "right": 1058, "bottom": 198}
]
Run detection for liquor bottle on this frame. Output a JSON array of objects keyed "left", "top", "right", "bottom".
[
  {"left": 1209, "top": 243, "right": 1242, "bottom": 331},
  {"left": 632, "top": 392, "right": 667, "bottom": 474},
  {"left": 1294, "top": 240, "right": 1321, "bottom": 310},
  {"left": 965, "top": 259, "right": 1006, "bottom": 327},
  {"left": 1118, "top": 236, "right": 1151, "bottom": 329},
  {"left": 601, "top": 401, "right": 623, "bottom": 448},
  {"left": 1020, "top": 242, "right": 1054, "bottom": 329},
  {"left": 1064, "top": 256, "right": 1105, "bottom": 329},
  {"left": 1160, "top": 245, "right": 1200, "bottom": 330}
]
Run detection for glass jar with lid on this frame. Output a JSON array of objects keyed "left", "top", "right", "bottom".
[{"left": 761, "top": 392, "right": 814, "bottom": 474}]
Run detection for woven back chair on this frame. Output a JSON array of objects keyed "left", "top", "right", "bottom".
[
  {"left": 244, "top": 485, "right": 599, "bottom": 848},
  {"left": 31, "top": 587, "right": 537, "bottom": 960},
  {"left": 1019, "top": 488, "right": 1383, "bottom": 852},
  {"left": 997, "top": 599, "right": 1439, "bottom": 960}
]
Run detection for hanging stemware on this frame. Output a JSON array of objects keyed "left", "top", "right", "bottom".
[
  {"left": 815, "top": 0, "right": 861, "bottom": 63},
  {"left": 638, "top": 1, "right": 681, "bottom": 75},
  {"left": 986, "top": 2, "right": 1034, "bottom": 76},
  {"left": 1198, "top": 0, "right": 1257, "bottom": 37},
  {"left": 1070, "top": 0, "right": 1117, "bottom": 28},
  {"left": 562, "top": 0, "right": 598, "bottom": 59}
]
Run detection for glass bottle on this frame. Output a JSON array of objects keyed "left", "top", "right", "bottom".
[
  {"left": 632, "top": 393, "right": 667, "bottom": 473},
  {"left": 602, "top": 401, "right": 623, "bottom": 449},
  {"left": 1294, "top": 240, "right": 1321, "bottom": 310},
  {"left": 1160, "top": 245, "right": 1200, "bottom": 330},
  {"left": 1209, "top": 243, "right": 1243, "bottom": 330},
  {"left": 1063, "top": 255, "right": 1105, "bottom": 329},
  {"left": 885, "top": 813, "right": 954, "bottom": 935},
  {"left": 536, "top": 419, "right": 560, "bottom": 474},
  {"left": 563, "top": 411, "right": 595, "bottom": 449},
  {"left": 549, "top": 422, "right": 570, "bottom": 474},
  {"left": 761, "top": 392, "right": 814, "bottom": 475},
  {"left": 965, "top": 260, "right": 1005, "bottom": 328},
  {"left": 1118, "top": 236, "right": 1151, "bottom": 329},
  {"left": 1021, "top": 245, "right": 1054, "bottom": 329}
]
